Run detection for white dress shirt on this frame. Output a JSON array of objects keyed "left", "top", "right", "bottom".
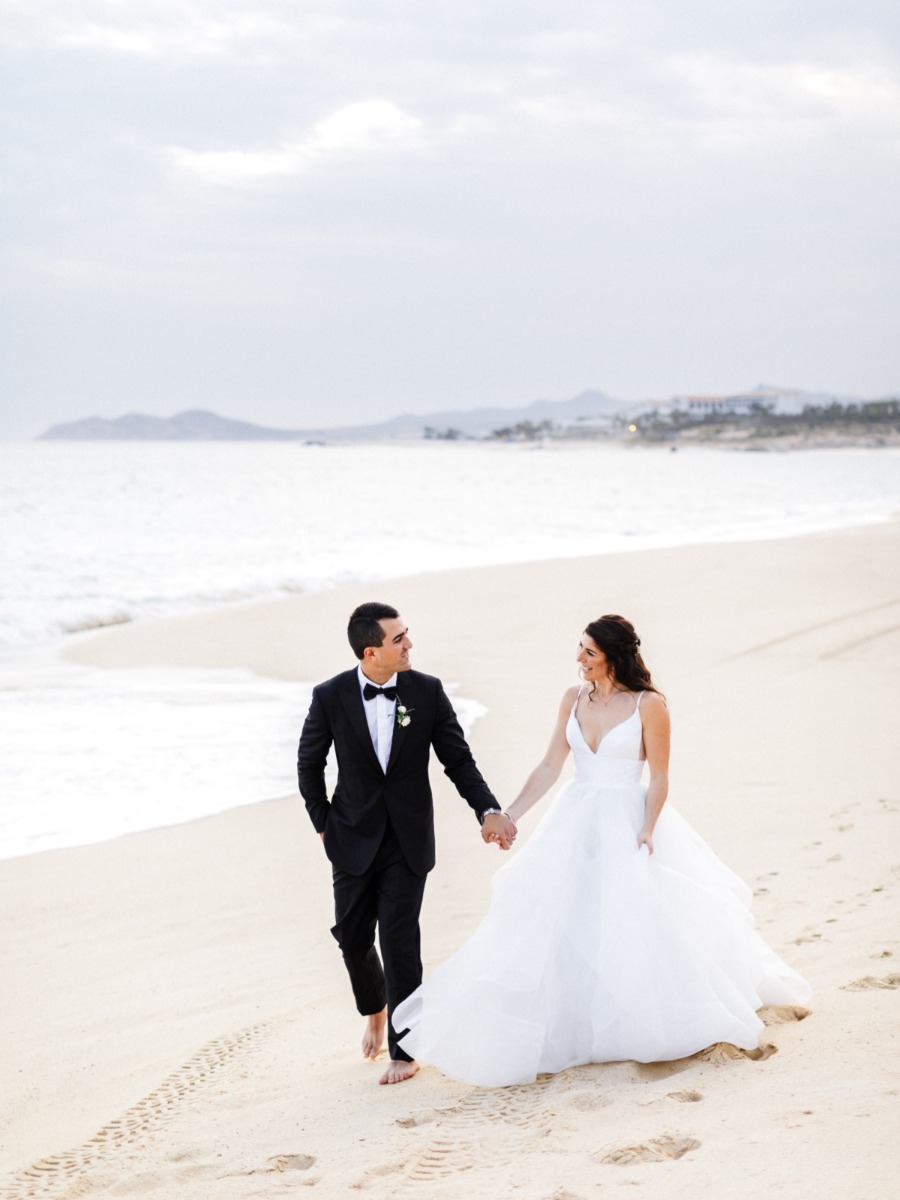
[{"left": 358, "top": 666, "right": 398, "bottom": 773}]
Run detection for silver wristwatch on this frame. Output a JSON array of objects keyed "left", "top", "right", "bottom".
[{"left": 479, "top": 807, "right": 502, "bottom": 825}]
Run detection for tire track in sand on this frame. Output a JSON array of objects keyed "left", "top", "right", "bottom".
[
  {"left": 730, "top": 598, "right": 900, "bottom": 659},
  {"left": 359, "top": 1077, "right": 559, "bottom": 1190},
  {"left": 1, "top": 1019, "right": 277, "bottom": 1200}
]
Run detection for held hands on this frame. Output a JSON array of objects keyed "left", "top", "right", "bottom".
[{"left": 482, "top": 811, "right": 517, "bottom": 851}]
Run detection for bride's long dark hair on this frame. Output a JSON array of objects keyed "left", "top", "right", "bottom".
[{"left": 583, "top": 614, "right": 664, "bottom": 698}]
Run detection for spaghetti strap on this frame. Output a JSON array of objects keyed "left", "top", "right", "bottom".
[{"left": 635, "top": 691, "right": 644, "bottom": 709}]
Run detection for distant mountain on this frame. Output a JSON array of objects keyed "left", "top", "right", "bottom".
[
  {"left": 37, "top": 409, "right": 300, "bottom": 441},
  {"left": 411, "top": 389, "right": 630, "bottom": 432},
  {"left": 36, "top": 386, "right": 878, "bottom": 442},
  {"left": 313, "top": 389, "right": 637, "bottom": 440},
  {"left": 35, "top": 391, "right": 636, "bottom": 442}
]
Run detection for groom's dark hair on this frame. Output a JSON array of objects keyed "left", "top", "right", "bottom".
[{"left": 348, "top": 602, "right": 400, "bottom": 660}]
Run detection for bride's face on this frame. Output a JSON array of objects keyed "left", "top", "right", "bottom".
[{"left": 577, "top": 633, "right": 610, "bottom": 681}]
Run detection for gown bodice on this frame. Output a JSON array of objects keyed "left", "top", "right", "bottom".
[{"left": 566, "top": 690, "right": 646, "bottom": 787}]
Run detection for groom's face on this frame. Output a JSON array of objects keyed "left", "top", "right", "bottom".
[{"left": 365, "top": 616, "right": 413, "bottom": 678}]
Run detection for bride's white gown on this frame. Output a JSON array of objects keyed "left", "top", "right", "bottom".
[{"left": 394, "top": 691, "right": 811, "bottom": 1087}]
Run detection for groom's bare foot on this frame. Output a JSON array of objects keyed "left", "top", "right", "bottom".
[
  {"left": 362, "top": 1008, "right": 387, "bottom": 1060},
  {"left": 379, "top": 1059, "right": 420, "bottom": 1085}
]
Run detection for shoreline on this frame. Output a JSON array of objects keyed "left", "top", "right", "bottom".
[
  {"left": 4, "top": 440, "right": 898, "bottom": 653},
  {"left": 1, "top": 514, "right": 892, "bottom": 869},
  {"left": 44, "top": 500, "right": 899, "bottom": 644},
  {"left": 16, "top": 427, "right": 900, "bottom": 449},
  {"left": 3, "top": 521, "right": 899, "bottom": 1197},
  {"left": 1, "top": 516, "right": 893, "bottom": 862}
]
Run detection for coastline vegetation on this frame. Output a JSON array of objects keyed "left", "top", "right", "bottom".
[
  {"left": 626, "top": 399, "right": 900, "bottom": 447},
  {"left": 425, "top": 400, "right": 900, "bottom": 449}
]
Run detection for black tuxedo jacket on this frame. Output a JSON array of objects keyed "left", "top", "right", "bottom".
[{"left": 297, "top": 667, "right": 498, "bottom": 877}]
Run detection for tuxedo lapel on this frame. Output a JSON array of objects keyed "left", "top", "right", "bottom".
[
  {"left": 338, "top": 671, "right": 382, "bottom": 772},
  {"left": 385, "top": 672, "right": 419, "bottom": 774}
]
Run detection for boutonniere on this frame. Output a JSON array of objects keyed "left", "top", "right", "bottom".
[{"left": 396, "top": 704, "right": 414, "bottom": 728}]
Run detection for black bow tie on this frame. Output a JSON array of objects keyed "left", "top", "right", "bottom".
[{"left": 363, "top": 683, "right": 398, "bottom": 702}]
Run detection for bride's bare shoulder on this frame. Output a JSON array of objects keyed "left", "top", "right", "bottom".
[{"left": 639, "top": 691, "right": 669, "bottom": 716}]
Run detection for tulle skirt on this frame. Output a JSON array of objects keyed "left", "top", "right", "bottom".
[{"left": 395, "top": 779, "right": 811, "bottom": 1087}]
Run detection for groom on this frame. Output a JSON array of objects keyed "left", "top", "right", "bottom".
[{"left": 297, "top": 602, "right": 515, "bottom": 1084}]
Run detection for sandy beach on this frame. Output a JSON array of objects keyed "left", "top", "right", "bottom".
[{"left": 2, "top": 521, "right": 899, "bottom": 1198}]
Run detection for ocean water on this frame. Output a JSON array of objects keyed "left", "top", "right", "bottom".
[
  {"left": 0, "top": 649, "right": 485, "bottom": 860},
  {"left": 1, "top": 440, "right": 898, "bottom": 859},
  {"left": 4, "top": 441, "right": 899, "bottom": 647}
]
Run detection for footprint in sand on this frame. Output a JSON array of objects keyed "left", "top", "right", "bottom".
[
  {"left": 395, "top": 1112, "right": 435, "bottom": 1129},
  {"left": 382, "top": 1077, "right": 559, "bottom": 1189},
  {"left": 667, "top": 1089, "right": 703, "bottom": 1103},
  {"left": 841, "top": 974, "right": 900, "bottom": 990},
  {"left": 695, "top": 1041, "right": 778, "bottom": 1063},
  {"left": 760, "top": 1006, "right": 811, "bottom": 1026},
  {"left": 267, "top": 1154, "right": 317, "bottom": 1173},
  {"left": 597, "top": 1133, "right": 701, "bottom": 1165}
]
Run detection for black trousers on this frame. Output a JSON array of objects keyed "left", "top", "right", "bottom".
[{"left": 330, "top": 823, "right": 428, "bottom": 1062}]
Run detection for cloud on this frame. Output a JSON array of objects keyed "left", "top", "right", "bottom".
[
  {"left": 506, "top": 45, "right": 900, "bottom": 169},
  {"left": 669, "top": 52, "right": 900, "bottom": 123},
  {"left": 168, "top": 99, "right": 424, "bottom": 185},
  {"left": 3, "top": 0, "right": 899, "bottom": 432},
  {"left": 17, "top": 0, "right": 295, "bottom": 60}
]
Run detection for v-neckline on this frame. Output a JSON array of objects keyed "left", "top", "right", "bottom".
[{"left": 572, "top": 699, "right": 639, "bottom": 755}]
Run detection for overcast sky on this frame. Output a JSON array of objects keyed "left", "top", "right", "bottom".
[{"left": 2, "top": 1, "right": 898, "bottom": 438}]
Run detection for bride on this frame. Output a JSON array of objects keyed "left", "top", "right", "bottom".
[{"left": 393, "top": 614, "right": 811, "bottom": 1087}]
